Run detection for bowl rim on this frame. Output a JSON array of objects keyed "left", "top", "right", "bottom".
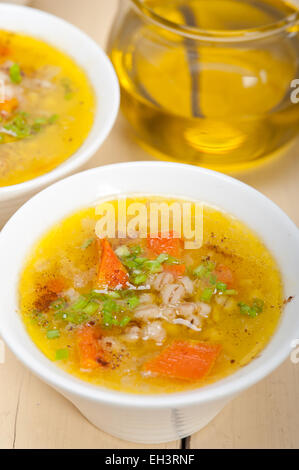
[
  {"left": 0, "top": 3, "right": 120, "bottom": 199},
  {"left": 1, "top": 161, "right": 299, "bottom": 409}
]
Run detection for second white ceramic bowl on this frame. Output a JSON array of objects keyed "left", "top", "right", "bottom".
[
  {"left": 0, "top": 3, "right": 120, "bottom": 226},
  {"left": 1, "top": 162, "right": 299, "bottom": 444}
]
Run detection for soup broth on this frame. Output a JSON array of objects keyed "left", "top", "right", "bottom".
[
  {"left": 19, "top": 197, "right": 283, "bottom": 394},
  {"left": 0, "top": 30, "right": 95, "bottom": 186}
]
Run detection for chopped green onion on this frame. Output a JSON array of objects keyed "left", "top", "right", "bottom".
[
  {"left": 156, "top": 254, "right": 169, "bottom": 263},
  {"left": 252, "top": 298, "right": 264, "bottom": 314},
  {"left": 132, "top": 269, "right": 142, "bottom": 276},
  {"left": 164, "top": 256, "right": 180, "bottom": 265},
  {"left": 48, "top": 114, "right": 59, "bottom": 124},
  {"left": 134, "top": 257, "right": 148, "bottom": 265},
  {"left": 46, "top": 329, "right": 60, "bottom": 339},
  {"left": 86, "top": 290, "right": 103, "bottom": 300},
  {"left": 200, "top": 287, "right": 214, "bottom": 302},
  {"left": 127, "top": 296, "right": 140, "bottom": 309},
  {"left": 239, "top": 302, "right": 253, "bottom": 316},
  {"left": 55, "top": 349, "right": 69, "bottom": 361},
  {"left": 71, "top": 296, "right": 89, "bottom": 312},
  {"left": 9, "top": 63, "right": 22, "bottom": 84},
  {"left": 4, "top": 112, "right": 31, "bottom": 138},
  {"left": 106, "top": 291, "right": 121, "bottom": 299},
  {"left": 119, "top": 316, "right": 131, "bottom": 327},
  {"left": 64, "top": 311, "right": 87, "bottom": 325},
  {"left": 226, "top": 289, "right": 238, "bottom": 296},
  {"left": 102, "top": 311, "right": 114, "bottom": 327},
  {"left": 102, "top": 299, "right": 120, "bottom": 315},
  {"left": 238, "top": 298, "right": 264, "bottom": 318},
  {"left": 209, "top": 274, "right": 217, "bottom": 285},
  {"left": 206, "top": 261, "right": 216, "bottom": 271},
  {"left": 102, "top": 299, "right": 120, "bottom": 327},
  {"left": 130, "top": 245, "right": 142, "bottom": 255},
  {"left": 115, "top": 245, "right": 130, "bottom": 258},
  {"left": 123, "top": 258, "right": 139, "bottom": 269},
  {"left": 82, "top": 301, "right": 99, "bottom": 315},
  {"left": 4, "top": 110, "right": 57, "bottom": 139},
  {"left": 54, "top": 309, "right": 67, "bottom": 320},
  {"left": 50, "top": 299, "right": 66, "bottom": 311},
  {"left": 194, "top": 260, "right": 216, "bottom": 280},
  {"left": 144, "top": 260, "right": 163, "bottom": 274},
  {"left": 193, "top": 264, "right": 209, "bottom": 279},
  {"left": 88, "top": 290, "right": 121, "bottom": 301},
  {"left": 216, "top": 282, "right": 227, "bottom": 292},
  {"left": 132, "top": 274, "right": 147, "bottom": 285},
  {"left": 32, "top": 117, "right": 48, "bottom": 132},
  {"left": 81, "top": 238, "right": 94, "bottom": 250}
]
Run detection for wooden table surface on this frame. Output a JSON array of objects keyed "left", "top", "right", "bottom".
[{"left": 0, "top": 0, "right": 299, "bottom": 449}]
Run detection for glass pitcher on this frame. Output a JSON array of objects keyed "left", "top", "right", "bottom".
[{"left": 108, "top": 0, "right": 299, "bottom": 170}]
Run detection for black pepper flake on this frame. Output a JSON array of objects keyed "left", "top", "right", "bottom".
[
  {"left": 96, "top": 357, "right": 109, "bottom": 367},
  {"left": 283, "top": 296, "right": 294, "bottom": 305}
]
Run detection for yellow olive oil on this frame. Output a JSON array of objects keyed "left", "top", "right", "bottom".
[{"left": 109, "top": 0, "right": 299, "bottom": 170}]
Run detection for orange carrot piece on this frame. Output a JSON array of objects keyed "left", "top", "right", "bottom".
[
  {"left": 97, "top": 239, "right": 129, "bottom": 290},
  {"left": 0, "top": 44, "right": 10, "bottom": 57},
  {"left": 77, "top": 325, "right": 105, "bottom": 370},
  {"left": 144, "top": 341, "right": 222, "bottom": 381},
  {"left": 0, "top": 98, "right": 19, "bottom": 114},
  {"left": 163, "top": 264, "right": 186, "bottom": 277},
  {"left": 147, "top": 231, "right": 183, "bottom": 258},
  {"left": 214, "top": 264, "right": 234, "bottom": 287},
  {"left": 47, "top": 278, "right": 65, "bottom": 294}
]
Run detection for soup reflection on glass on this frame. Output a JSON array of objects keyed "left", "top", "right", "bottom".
[
  {"left": 108, "top": 0, "right": 299, "bottom": 170},
  {"left": 0, "top": 30, "right": 95, "bottom": 187},
  {"left": 19, "top": 196, "right": 283, "bottom": 394}
]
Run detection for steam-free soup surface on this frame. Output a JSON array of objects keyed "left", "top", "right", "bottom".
[
  {"left": 19, "top": 198, "right": 283, "bottom": 394},
  {"left": 0, "top": 30, "right": 95, "bottom": 186}
]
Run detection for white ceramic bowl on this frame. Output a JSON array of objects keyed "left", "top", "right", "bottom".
[
  {"left": 0, "top": 3, "right": 120, "bottom": 227},
  {"left": 1, "top": 1, "right": 29, "bottom": 5},
  {"left": 1, "top": 162, "right": 299, "bottom": 444}
]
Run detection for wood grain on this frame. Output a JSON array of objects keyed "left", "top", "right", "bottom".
[
  {"left": 190, "top": 360, "right": 299, "bottom": 449},
  {"left": 0, "top": 0, "right": 298, "bottom": 449}
]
